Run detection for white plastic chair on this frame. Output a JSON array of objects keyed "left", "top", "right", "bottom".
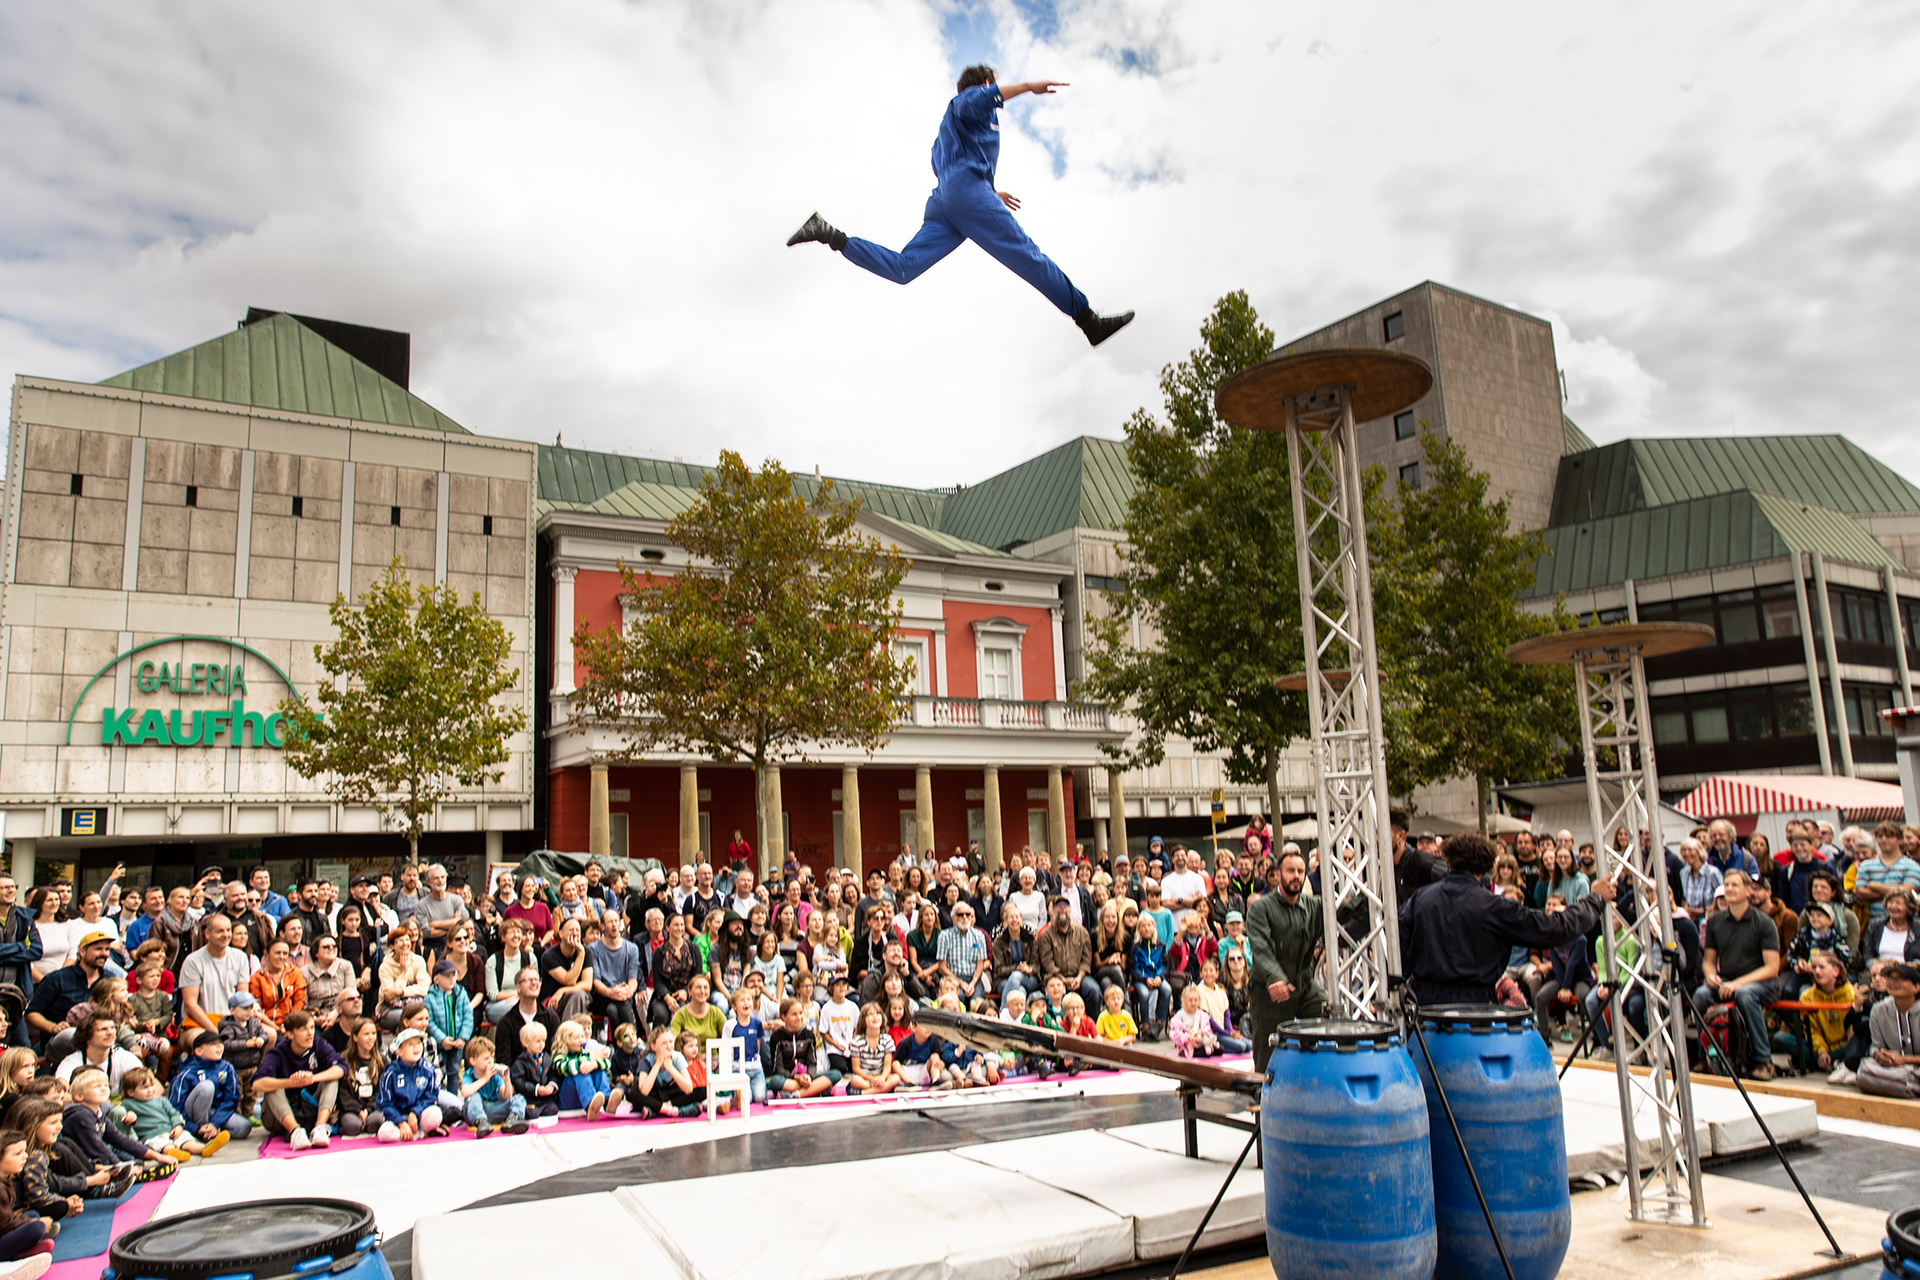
[{"left": 706, "top": 1036, "right": 751, "bottom": 1121}]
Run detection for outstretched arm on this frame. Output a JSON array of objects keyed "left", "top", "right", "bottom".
[{"left": 1000, "top": 81, "right": 1068, "bottom": 101}]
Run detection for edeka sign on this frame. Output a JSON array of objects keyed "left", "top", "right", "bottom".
[{"left": 63, "top": 634, "right": 308, "bottom": 749}]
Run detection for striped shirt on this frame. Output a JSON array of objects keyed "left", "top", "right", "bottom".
[{"left": 1856, "top": 855, "right": 1920, "bottom": 921}]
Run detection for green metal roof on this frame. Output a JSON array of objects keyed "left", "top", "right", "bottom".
[
  {"left": 1523, "top": 490, "right": 1900, "bottom": 599},
  {"left": 1562, "top": 415, "right": 1596, "bottom": 454},
  {"left": 938, "top": 436, "right": 1135, "bottom": 551},
  {"left": 536, "top": 444, "right": 948, "bottom": 527},
  {"left": 1550, "top": 434, "right": 1920, "bottom": 526},
  {"left": 98, "top": 312, "right": 467, "bottom": 433}
]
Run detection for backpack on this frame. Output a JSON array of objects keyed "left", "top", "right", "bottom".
[{"left": 1698, "top": 1002, "right": 1743, "bottom": 1076}]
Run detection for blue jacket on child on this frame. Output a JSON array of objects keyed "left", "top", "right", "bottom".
[
  {"left": 425, "top": 984, "right": 474, "bottom": 1048},
  {"left": 376, "top": 1057, "right": 441, "bottom": 1124},
  {"left": 168, "top": 1056, "right": 243, "bottom": 1129}
]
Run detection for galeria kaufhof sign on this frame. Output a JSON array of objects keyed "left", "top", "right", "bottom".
[{"left": 64, "top": 635, "right": 308, "bottom": 749}]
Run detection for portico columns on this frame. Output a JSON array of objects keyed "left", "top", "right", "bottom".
[
  {"left": 9, "top": 839, "right": 34, "bottom": 887},
  {"left": 679, "top": 763, "right": 700, "bottom": 860},
  {"left": 1047, "top": 766, "right": 1067, "bottom": 860},
  {"left": 1107, "top": 767, "right": 1129, "bottom": 862},
  {"left": 552, "top": 565, "right": 577, "bottom": 694},
  {"left": 589, "top": 763, "right": 610, "bottom": 858},
  {"left": 982, "top": 766, "right": 1003, "bottom": 872},
  {"left": 915, "top": 765, "right": 935, "bottom": 858},
  {"left": 766, "top": 764, "right": 785, "bottom": 877},
  {"left": 841, "top": 763, "right": 864, "bottom": 877}
]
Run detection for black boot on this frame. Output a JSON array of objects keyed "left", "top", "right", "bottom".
[
  {"left": 787, "top": 211, "right": 848, "bottom": 252},
  {"left": 1075, "top": 307, "right": 1135, "bottom": 347}
]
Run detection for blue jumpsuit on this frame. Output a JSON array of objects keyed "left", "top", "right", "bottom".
[{"left": 843, "top": 84, "right": 1089, "bottom": 317}]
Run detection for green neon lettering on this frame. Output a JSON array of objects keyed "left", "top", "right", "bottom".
[
  {"left": 135, "top": 662, "right": 157, "bottom": 694},
  {"left": 101, "top": 708, "right": 137, "bottom": 745},
  {"left": 134, "top": 709, "right": 171, "bottom": 746}
]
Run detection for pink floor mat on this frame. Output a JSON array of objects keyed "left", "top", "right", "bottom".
[{"left": 44, "top": 1179, "right": 168, "bottom": 1280}]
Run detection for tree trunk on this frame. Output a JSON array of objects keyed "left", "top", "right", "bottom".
[
  {"left": 1265, "top": 750, "right": 1283, "bottom": 823},
  {"left": 1476, "top": 772, "right": 1491, "bottom": 837}
]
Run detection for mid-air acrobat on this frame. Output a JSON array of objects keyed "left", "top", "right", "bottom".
[{"left": 788, "top": 66, "right": 1134, "bottom": 347}]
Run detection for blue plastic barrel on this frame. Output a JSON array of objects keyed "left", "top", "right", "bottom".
[
  {"left": 1883, "top": 1204, "right": 1920, "bottom": 1278},
  {"left": 105, "top": 1197, "right": 391, "bottom": 1280},
  {"left": 1264, "top": 1018, "right": 1436, "bottom": 1280},
  {"left": 1413, "top": 1004, "right": 1570, "bottom": 1280}
]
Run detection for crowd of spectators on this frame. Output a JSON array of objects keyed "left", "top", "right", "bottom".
[{"left": 0, "top": 805, "right": 1911, "bottom": 1266}]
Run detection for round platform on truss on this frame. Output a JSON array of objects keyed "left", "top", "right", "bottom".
[
  {"left": 1274, "top": 668, "right": 1351, "bottom": 692},
  {"left": 1214, "top": 349, "right": 1434, "bottom": 433},
  {"left": 1506, "top": 622, "right": 1715, "bottom": 667}
]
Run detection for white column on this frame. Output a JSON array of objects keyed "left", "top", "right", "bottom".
[
  {"left": 1886, "top": 565, "right": 1914, "bottom": 707},
  {"left": 589, "top": 764, "right": 610, "bottom": 858},
  {"left": 1812, "top": 553, "right": 1854, "bottom": 777},
  {"left": 485, "top": 831, "right": 504, "bottom": 865},
  {"left": 915, "top": 765, "right": 935, "bottom": 857},
  {"left": 934, "top": 632, "right": 949, "bottom": 697},
  {"left": 552, "top": 565, "right": 578, "bottom": 694},
  {"left": 1791, "top": 554, "right": 1833, "bottom": 775},
  {"left": 1051, "top": 606, "right": 1068, "bottom": 701},
  {"left": 9, "top": 839, "right": 34, "bottom": 887}
]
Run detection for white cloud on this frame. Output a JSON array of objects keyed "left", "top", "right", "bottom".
[{"left": 2, "top": 0, "right": 1918, "bottom": 492}]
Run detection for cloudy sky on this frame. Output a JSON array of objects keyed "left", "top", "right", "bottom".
[{"left": 4, "top": 1, "right": 1918, "bottom": 494}]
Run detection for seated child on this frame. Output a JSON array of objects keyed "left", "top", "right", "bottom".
[
  {"left": 218, "top": 992, "right": 271, "bottom": 1074},
  {"left": 997, "top": 989, "right": 1030, "bottom": 1074},
  {"left": 1096, "top": 984, "right": 1138, "bottom": 1045},
  {"left": 933, "top": 995, "right": 999, "bottom": 1088},
  {"left": 632, "top": 1025, "right": 704, "bottom": 1118},
  {"left": 722, "top": 990, "right": 769, "bottom": 1105},
  {"left": 676, "top": 1032, "right": 710, "bottom": 1103},
  {"left": 64, "top": 1067, "right": 170, "bottom": 1177},
  {"left": 819, "top": 975, "right": 859, "bottom": 1076},
  {"left": 336, "top": 1017, "right": 385, "bottom": 1137},
  {"left": 552, "top": 1020, "right": 622, "bottom": 1121},
  {"left": 510, "top": 1023, "right": 561, "bottom": 1118},
  {"left": 117, "top": 1067, "right": 211, "bottom": 1160},
  {"left": 1796, "top": 951, "right": 1855, "bottom": 1078},
  {"left": 0, "top": 1127, "right": 54, "bottom": 1263},
  {"left": 891, "top": 1014, "right": 949, "bottom": 1090},
  {"left": 126, "top": 963, "right": 176, "bottom": 1054},
  {"left": 610, "top": 1024, "right": 641, "bottom": 1097},
  {"left": 1169, "top": 986, "right": 1223, "bottom": 1059},
  {"left": 764, "top": 998, "right": 835, "bottom": 1100},
  {"left": 847, "top": 1003, "right": 901, "bottom": 1096},
  {"left": 1788, "top": 902, "right": 1853, "bottom": 978},
  {"left": 13, "top": 1096, "right": 124, "bottom": 1221},
  {"left": 374, "top": 1028, "right": 447, "bottom": 1142},
  {"left": 458, "top": 1036, "right": 528, "bottom": 1137}
]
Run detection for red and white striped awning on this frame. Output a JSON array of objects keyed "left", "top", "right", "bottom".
[{"left": 1674, "top": 773, "right": 1907, "bottom": 823}]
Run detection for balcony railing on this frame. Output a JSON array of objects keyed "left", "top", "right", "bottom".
[{"left": 901, "top": 696, "right": 1122, "bottom": 733}]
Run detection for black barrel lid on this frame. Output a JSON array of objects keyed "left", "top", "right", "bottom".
[
  {"left": 1274, "top": 1018, "right": 1400, "bottom": 1051},
  {"left": 1417, "top": 1002, "right": 1536, "bottom": 1033},
  {"left": 110, "top": 1198, "right": 375, "bottom": 1280}
]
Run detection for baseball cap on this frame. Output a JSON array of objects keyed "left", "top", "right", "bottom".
[
  {"left": 76, "top": 930, "right": 113, "bottom": 950},
  {"left": 829, "top": 973, "right": 850, "bottom": 988},
  {"left": 1226, "top": 910, "right": 1244, "bottom": 924},
  {"left": 1804, "top": 900, "right": 1833, "bottom": 921},
  {"left": 227, "top": 992, "right": 257, "bottom": 1009},
  {"left": 1887, "top": 962, "right": 1920, "bottom": 984},
  {"left": 351, "top": 872, "right": 380, "bottom": 888},
  {"left": 433, "top": 959, "right": 457, "bottom": 978},
  {"left": 393, "top": 1027, "right": 425, "bottom": 1049}
]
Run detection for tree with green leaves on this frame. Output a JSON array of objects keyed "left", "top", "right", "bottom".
[
  {"left": 279, "top": 559, "right": 528, "bottom": 862},
  {"left": 1369, "top": 430, "right": 1574, "bottom": 830},
  {"left": 1079, "top": 291, "right": 1314, "bottom": 818},
  {"left": 571, "top": 451, "right": 912, "bottom": 875}
]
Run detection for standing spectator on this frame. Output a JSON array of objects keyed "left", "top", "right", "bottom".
[
  {"left": 1856, "top": 821, "right": 1920, "bottom": 925},
  {"left": 1676, "top": 839, "right": 1722, "bottom": 920},
  {"left": 1691, "top": 869, "right": 1783, "bottom": 1080},
  {"left": 1245, "top": 850, "right": 1326, "bottom": 1071},
  {"left": 1705, "top": 820, "right": 1761, "bottom": 880},
  {"left": 387, "top": 866, "right": 427, "bottom": 935},
  {"left": 1159, "top": 850, "right": 1208, "bottom": 932},
  {"left": 25, "top": 890, "right": 68, "bottom": 985},
  {"left": 0, "top": 874, "right": 42, "bottom": 1041},
  {"left": 417, "top": 866, "right": 471, "bottom": 961},
  {"left": 727, "top": 869, "right": 761, "bottom": 921},
  {"left": 250, "top": 867, "right": 290, "bottom": 923},
  {"left": 1008, "top": 868, "right": 1047, "bottom": 936},
  {"left": 288, "top": 878, "right": 332, "bottom": 946},
  {"left": 505, "top": 874, "right": 555, "bottom": 947},
  {"left": 1773, "top": 831, "right": 1830, "bottom": 914}
]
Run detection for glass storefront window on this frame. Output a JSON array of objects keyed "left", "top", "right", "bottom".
[{"left": 1691, "top": 706, "right": 1730, "bottom": 743}]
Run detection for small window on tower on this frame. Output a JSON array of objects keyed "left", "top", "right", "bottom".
[
  {"left": 185, "top": 485, "right": 198, "bottom": 508},
  {"left": 1399, "top": 462, "right": 1421, "bottom": 489},
  {"left": 291, "top": 496, "right": 304, "bottom": 518},
  {"left": 1394, "top": 410, "right": 1416, "bottom": 441},
  {"left": 482, "top": 515, "right": 493, "bottom": 537},
  {"left": 1383, "top": 311, "right": 1405, "bottom": 342},
  {"left": 70, "top": 474, "right": 84, "bottom": 496},
  {"left": 390, "top": 506, "right": 401, "bottom": 526}
]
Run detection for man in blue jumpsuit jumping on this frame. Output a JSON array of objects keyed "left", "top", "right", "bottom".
[{"left": 787, "top": 65, "right": 1134, "bottom": 347}]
